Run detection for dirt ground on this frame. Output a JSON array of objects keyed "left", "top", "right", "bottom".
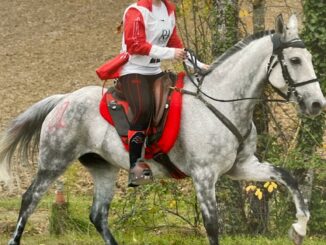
[
  {"left": 0, "top": 0, "right": 133, "bottom": 193},
  {"left": 0, "top": 0, "right": 130, "bottom": 129}
]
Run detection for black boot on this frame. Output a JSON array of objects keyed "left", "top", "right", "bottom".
[{"left": 128, "top": 130, "right": 153, "bottom": 187}]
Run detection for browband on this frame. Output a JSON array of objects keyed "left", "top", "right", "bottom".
[{"left": 271, "top": 34, "right": 306, "bottom": 53}]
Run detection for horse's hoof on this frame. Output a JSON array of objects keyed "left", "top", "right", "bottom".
[{"left": 289, "top": 225, "right": 304, "bottom": 245}]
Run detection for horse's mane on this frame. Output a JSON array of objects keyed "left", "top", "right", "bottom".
[{"left": 207, "top": 30, "right": 275, "bottom": 72}]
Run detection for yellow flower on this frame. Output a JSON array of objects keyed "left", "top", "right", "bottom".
[
  {"left": 169, "top": 200, "right": 177, "bottom": 209},
  {"left": 245, "top": 185, "right": 257, "bottom": 192},
  {"left": 264, "top": 181, "right": 278, "bottom": 193},
  {"left": 264, "top": 182, "right": 270, "bottom": 188},
  {"left": 255, "top": 188, "right": 263, "bottom": 200}
]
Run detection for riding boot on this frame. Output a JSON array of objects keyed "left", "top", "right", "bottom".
[{"left": 128, "top": 130, "right": 153, "bottom": 187}]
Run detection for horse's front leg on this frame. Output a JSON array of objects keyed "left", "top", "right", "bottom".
[
  {"left": 227, "top": 155, "right": 309, "bottom": 245},
  {"left": 192, "top": 170, "right": 219, "bottom": 245}
]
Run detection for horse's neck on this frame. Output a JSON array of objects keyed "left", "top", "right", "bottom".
[{"left": 203, "top": 36, "right": 273, "bottom": 132}]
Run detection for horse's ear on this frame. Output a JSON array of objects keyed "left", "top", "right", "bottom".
[
  {"left": 286, "top": 14, "right": 299, "bottom": 38},
  {"left": 275, "top": 14, "right": 285, "bottom": 35}
]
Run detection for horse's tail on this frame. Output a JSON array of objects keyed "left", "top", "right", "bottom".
[{"left": 0, "top": 94, "right": 66, "bottom": 183}]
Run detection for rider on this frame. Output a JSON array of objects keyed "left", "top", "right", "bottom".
[{"left": 117, "top": 0, "right": 186, "bottom": 187}]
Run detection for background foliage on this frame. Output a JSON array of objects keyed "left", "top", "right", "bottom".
[{"left": 299, "top": 0, "right": 326, "bottom": 234}]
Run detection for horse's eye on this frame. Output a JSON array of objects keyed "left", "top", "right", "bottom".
[{"left": 290, "top": 57, "right": 301, "bottom": 65}]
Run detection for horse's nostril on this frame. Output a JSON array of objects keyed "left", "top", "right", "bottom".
[
  {"left": 311, "top": 101, "right": 323, "bottom": 115},
  {"left": 312, "top": 101, "right": 321, "bottom": 110}
]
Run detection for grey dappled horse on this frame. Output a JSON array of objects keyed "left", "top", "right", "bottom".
[{"left": 1, "top": 15, "right": 325, "bottom": 245}]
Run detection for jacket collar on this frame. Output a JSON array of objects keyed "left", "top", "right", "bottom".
[{"left": 137, "top": 0, "right": 175, "bottom": 15}]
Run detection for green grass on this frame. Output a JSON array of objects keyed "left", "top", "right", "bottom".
[
  {"left": 1, "top": 194, "right": 325, "bottom": 245},
  {"left": 1, "top": 233, "right": 326, "bottom": 245}
]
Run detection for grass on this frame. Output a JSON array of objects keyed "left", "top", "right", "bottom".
[
  {"left": 1, "top": 194, "right": 325, "bottom": 245},
  {"left": 1, "top": 233, "right": 326, "bottom": 245}
]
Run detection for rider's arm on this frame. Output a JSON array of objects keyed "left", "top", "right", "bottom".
[
  {"left": 166, "top": 25, "right": 183, "bottom": 49},
  {"left": 123, "top": 8, "right": 176, "bottom": 60}
]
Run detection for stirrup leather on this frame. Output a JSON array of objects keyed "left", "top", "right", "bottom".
[{"left": 128, "top": 161, "right": 153, "bottom": 187}]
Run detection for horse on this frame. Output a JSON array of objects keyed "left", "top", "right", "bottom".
[{"left": 0, "top": 15, "right": 325, "bottom": 245}]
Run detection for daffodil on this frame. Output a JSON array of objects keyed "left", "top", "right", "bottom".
[
  {"left": 264, "top": 181, "right": 278, "bottom": 193},
  {"left": 255, "top": 188, "right": 263, "bottom": 200}
]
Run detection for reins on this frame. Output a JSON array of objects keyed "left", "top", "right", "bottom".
[{"left": 182, "top": 49, "right": 287, "bottom": 103}]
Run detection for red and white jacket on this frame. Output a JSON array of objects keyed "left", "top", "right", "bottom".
[
  {"left": 122, "top": 0, "right": 183, "bottom": 67},
  {"left": 97, "top": 0, "right": 183, "bottom": 79},
  {"left": 96, "top": 0, "right": 183, "bottom": 80}
]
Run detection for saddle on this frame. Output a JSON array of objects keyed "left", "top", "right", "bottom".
[{"left": 99, "top": 72, "right": 187, "bottom": 179}]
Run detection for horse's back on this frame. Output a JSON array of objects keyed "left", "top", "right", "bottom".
[
  {"left": 38, "top": 86, "right": 110, "bottom": 160},
  {"left": 67, "top": 85, "right": 105, "bottom": 102}
]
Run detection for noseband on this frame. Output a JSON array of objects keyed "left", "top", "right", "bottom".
[{"left": 267, "top": 34, "right": 319, "bottom": 102}]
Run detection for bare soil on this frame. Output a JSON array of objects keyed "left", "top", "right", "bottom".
[{"left": 0, "top": 0, "right": 130, "bottom": 129}]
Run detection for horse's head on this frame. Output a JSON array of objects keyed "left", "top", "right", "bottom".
[{"left": 268, "top": 14, "right": 326, "bottom": 116}]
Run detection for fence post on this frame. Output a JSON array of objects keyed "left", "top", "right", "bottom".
[{"left": 49, "top": 180, "right": 69, "bottom": 235}]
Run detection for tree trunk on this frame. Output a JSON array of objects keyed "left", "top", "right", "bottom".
[
  {"left": 252, "top": 0, "right": 265, "bottom": 32},
  {"left": 249, "top": 0, "right": 270, "bottom": 235},
  {"left": 212, "top": 0, "right": 239, "bottom": 56},
  {"left": 212, "top": 0, "right": 249, "bottom": 234}
]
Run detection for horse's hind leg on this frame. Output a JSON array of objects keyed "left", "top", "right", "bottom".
[
  {"left": 227, "top": 155, "right": 309, "bottom": 245},
  {"left": 79, "top": 153, "right": 119, "bottom": 245},
  {"left": 8, "top": 167, "right": 66, "bottom": 245}
]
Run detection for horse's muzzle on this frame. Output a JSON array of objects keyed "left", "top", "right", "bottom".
[{"left": 304, "top": 98, "right": 326, "bottom": 116}]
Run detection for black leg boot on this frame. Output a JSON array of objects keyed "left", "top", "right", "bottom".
[{"left": 128, "top": 130, "right": 153, "bottom": 187}]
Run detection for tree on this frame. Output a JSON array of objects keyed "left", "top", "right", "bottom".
[
  {"left": 297, "top": 0, "right": 326, "bottom": 234},
  {"left": 212, "top": 0, "right": 239, "bottom": 57},
  {"left": 248, "top": 0, "right": 270, "bottom": 234}
]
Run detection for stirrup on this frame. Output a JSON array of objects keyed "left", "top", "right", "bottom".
[{"left": 128, "top": 160, "right": 153, "bottom": 187}]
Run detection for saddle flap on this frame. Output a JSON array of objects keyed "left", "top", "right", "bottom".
[
  {"left": 108, "top": 100, "right": 129, "bottom": 136},
  {"left": 152, "top": 73, "right": 174, "bottom": 126}
]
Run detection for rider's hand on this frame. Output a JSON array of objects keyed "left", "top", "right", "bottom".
[
  {"left": 201, "top": 64, "right": 210, "bottom": 70},
  {"left": 174, "top": 48, "right": 187, "bottom": 60}
]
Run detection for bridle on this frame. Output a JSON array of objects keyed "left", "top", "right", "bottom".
[
  {"left": 267, "top": 34, "right": 319, "bottom": 102},
  {"left": 179, "top": 33, "right": 320, "bottom": 152},
  {"left": 183, "top": 34, "right": 319, "bottom": 104}
]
